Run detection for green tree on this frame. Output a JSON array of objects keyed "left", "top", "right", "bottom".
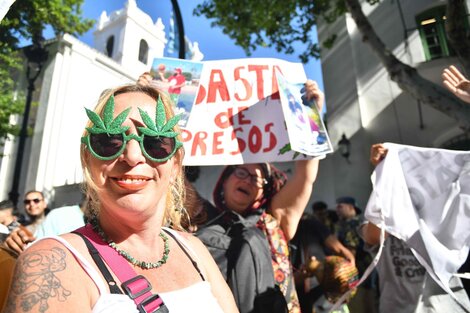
[
  {"left": 0, "top": 0, "right": 94, "bottom": 147},
  {"left": 195, "top": 0, "right": 470, "bottom": 131}
]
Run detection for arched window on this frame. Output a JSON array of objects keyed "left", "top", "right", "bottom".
[
  {"left": 106, "top": 36, "right": 114, "bottom": 57},
  {"left": 138, "top": 39, "right": 149, "bottom": 64}
]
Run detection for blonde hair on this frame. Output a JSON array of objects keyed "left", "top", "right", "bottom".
[{"left": 80, "top": 84, "right": 187, "bottom": 230}]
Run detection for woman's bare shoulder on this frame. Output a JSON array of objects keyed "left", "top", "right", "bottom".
[{"left": 3, "top": 235, "right": 94, "bottom": 312}]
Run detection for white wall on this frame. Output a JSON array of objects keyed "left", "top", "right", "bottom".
[
  {"left": 0, "top": 34, "right": 137, "bottom": 205},
  {"left": 314, "top": 0, "right": 468, "bottom": 208}
]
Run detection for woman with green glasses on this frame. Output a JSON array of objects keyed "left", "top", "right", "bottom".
[{"left": 4, "top": 84, "right": 238, "bottom": 313}]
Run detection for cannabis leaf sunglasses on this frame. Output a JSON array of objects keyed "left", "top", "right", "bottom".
[{"left": 81, "top": 94, "right": 183, "bottom": 162}]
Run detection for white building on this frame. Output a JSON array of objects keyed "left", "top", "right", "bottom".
[
  {"left": 313, "top": 0, "right": 470, "bottom": 208},
  {"left": 0, "top": 1, "right": 173, "bottom": 207}
]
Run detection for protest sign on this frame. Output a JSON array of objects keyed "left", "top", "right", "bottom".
[
  {"left": 276, "top": 69, "right": 332, "bottom": 156},
  {"left": 151, "top": 57, "right": 332, "bottom": 166}
]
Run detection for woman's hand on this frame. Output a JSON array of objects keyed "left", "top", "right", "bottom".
[
  {"left": 442, "top": 65, "right": 470, "bottom": 104},
  {"left": 304, "top": 80, "right": 325, "bottom": 112},
  {"left": 137, "top": 72, "right": 153, "bottom": 86}
]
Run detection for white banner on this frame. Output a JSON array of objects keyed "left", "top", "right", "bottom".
[
  {"left": 150, "top": 57, "right": 331, "bottom": 165},
  {"left": 364, "top": 143, "right": 470, "bottom": 307}
]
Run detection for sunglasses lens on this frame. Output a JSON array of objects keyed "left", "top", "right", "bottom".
[
  {"left": 143, "top": 136, "right": 175, "bottom": 160},
  {"left": 90, "top": 133, "right": 124, "bottom": 158},
  {"left": 24, "top": 199, "right": 41, "bottom": 204}
]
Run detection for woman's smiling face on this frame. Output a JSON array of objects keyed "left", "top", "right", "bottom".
[
  {"left": 222, "top": 164, "right": 265, "bottom": 214},
  {"left": 87, "top": 92, "right": 178, "bottom": 218}
]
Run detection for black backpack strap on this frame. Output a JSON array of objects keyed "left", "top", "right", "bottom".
[
  {"left": 163, "top": 228, "right": 205, "bottom": 281},
  {"left": 73, "top": 231, "right": 123, "bottom": 295}
]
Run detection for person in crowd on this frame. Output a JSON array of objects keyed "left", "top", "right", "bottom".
[
  {"left": 312, "top": 201, "right": 337, "bottom": 233},
  {"left": 335, "top": 196, "right": 378, "bottom": 313},
  {"left": 4, "top": 84, "right": 238, "bottom": 312},
  {"left": 361, "top": 143, "right": 470, "bottom": 313},
  {"left": 291, "top": 211, "right": 355, "bottom": 313},
  {"left": 442, "top": 65, "right": 470, "bottom": 103},
  {"left": 0, "top": 200, "right": 20, "bottom": 242},
  {"left": 192, "top": 80, "right": 323, "bottom": 313},
  {"left": 334, "top": 197, "right": 364, "bottom": 258},
  {"left": 21, "top": 190, "right": 48, "bottom": 234}
]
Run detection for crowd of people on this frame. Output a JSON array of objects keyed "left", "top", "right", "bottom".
[{"left": 0, "top": 64, "right": 469, "bottom": 313}]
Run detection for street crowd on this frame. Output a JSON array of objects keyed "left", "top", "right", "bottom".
[{"left": 0, "top": 65, "right": 469, "bottom": 313}]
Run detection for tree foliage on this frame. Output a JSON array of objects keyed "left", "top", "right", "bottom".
[
  {"left": 195, "top": 0, "right": 367, "bottom": 63},
  {"left": 0, "top": 0, "right": 94, "bottom": 147},
  {"left": 0, "top": 0, "right": 94, "bottom": 46},
  {"left": 194, "top": 0, "right": 470, "bottom": 131}
]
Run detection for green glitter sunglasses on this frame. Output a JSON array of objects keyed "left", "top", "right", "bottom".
[{"left": 81, "top": 94, "right": 183, "bottom": 162}]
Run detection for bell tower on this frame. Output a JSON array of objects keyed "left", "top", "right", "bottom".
[{"left": 93, "top": 0, "right": 167, "bottom": 76}]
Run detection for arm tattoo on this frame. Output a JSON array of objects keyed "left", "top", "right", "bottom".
[{"left": 4, "top": 247, "right": 72, "bottom": 312}]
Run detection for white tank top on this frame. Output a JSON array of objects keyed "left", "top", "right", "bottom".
[{"left": 36, "top": 229, "right": 224, "bottom": 313}]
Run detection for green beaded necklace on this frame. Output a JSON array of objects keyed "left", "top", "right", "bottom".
[{"left": 90, "top": 218, "right": 170, "bottom": 270}]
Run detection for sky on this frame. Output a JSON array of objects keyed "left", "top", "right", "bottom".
[{"left": 76, "top": 0, "right": 324, "bottom": 90}]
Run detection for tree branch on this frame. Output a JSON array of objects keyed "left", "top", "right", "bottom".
[{"left": 445, "top": 0, "right": 470, "bottom": 75}]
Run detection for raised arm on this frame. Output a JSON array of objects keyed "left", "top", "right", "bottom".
[
  {"left": 137, "top": 72, "right": 153, "bottom": 86},
  {"left": 442, "top": 65, "right": 470, "bottom": 104},
  {"left": 269, "top": 80, "right": 323, "bottom": 241},
  {"left": 361, "top": 143, "right": 389, "bottom": 245},
  {"left": 360, "top": 222, "right": 384, "bottom": 246}
]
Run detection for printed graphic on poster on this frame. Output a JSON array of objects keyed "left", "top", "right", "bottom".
[
  {"left": 276, "top": 69, "right": 333, "bottom": 156},
  {"left": 150, "top": 57, "right": 203, "bottom": 127}
]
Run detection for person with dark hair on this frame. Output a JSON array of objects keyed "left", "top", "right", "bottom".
[
  {"left": 312, "top": 201, "right": 337, "bottom": 233},
  {"left": 335, "top": 196, "right": 378, "bottom": 313},
  {"left": 21, "top": 190, "right": 48, "bottom": 234},
  {"left": 0, "top": 200, "right": 20, "bottom": 243},
  {"left": 290, "top": 211, "right": 355, "bottom": 313},
  {"left": 194, "top": 80, "right": 324, "bottom": 313}
]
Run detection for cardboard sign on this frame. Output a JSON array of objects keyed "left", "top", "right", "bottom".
[{"left": 151, "top": 57, "right": 332, "bottom": 165}]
